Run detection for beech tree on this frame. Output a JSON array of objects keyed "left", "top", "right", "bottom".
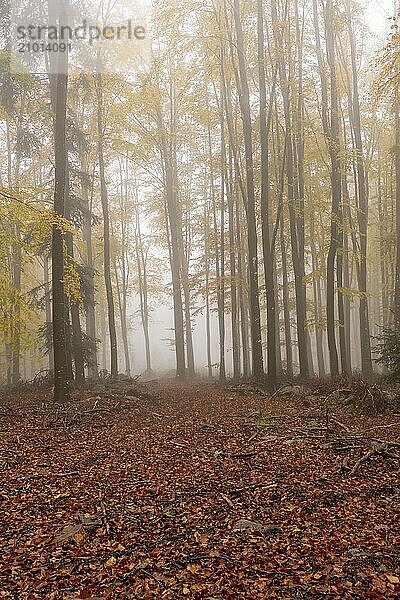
[{"left": 1, "top": 0, "right": 399, "bottom": 386}]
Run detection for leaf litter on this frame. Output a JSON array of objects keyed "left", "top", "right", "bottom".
[{"left": 0, "top": 380, "right": 399, "bottom": 598}]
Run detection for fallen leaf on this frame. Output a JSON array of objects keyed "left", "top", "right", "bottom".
[{"left": 53, "top": 524, "right": 84, "bottom": 546}]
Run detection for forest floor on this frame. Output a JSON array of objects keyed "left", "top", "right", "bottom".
[{"left": 0, "top": 379, "right": 399, "bottom": 599}]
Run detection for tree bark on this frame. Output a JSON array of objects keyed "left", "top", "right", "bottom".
[
  {"left": 52, "top": 56, "right": 69, "bottom": 399},
  {"left": 258, "top": 0, "right": 277, "bottom": 387},
  {"left": 232, "top": 0, "right": 264, "bottom": 381},
  {"left": 95, "top": 70, "right": 118, "bottom": 377},
  {"left": 346, "top": 0, "right": 372, "bottom": 375},
  {"left": 272, "top": 0, "right": 309, "bottom": 378},
  {"left": 81, "top": 155, "right": 98, "bottom": 379}
]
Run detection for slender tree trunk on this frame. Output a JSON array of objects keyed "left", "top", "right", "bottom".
[
  {"left": 134, "top": 201, "right": 152, "bottom": 375},
  {"left": 281, "top": 220, "right": 293, "bottom": 378},
  {"left": 377, "top": 157, "right": 388, "bottom": 326},
  {"left": 236, "top": 202, "right": 251, "bottom": 377},
  {"left": 227, "top": 150, "right": 240, "bottom": 379},
  {"left": 395, "top": 88, "right": 400, "bottom": 323},
  {"left": 273, "top": 264, "right": 283, "bottom": 376},
  {"left": 232, "top": 0, "right": 264, "bottom": 380},
  {"left": 95, "top": 71, "right": 118, "bottom": 377},
  {"left": 181, "top": 253, "right": 195, "bottom": 377},
  {"left": 310, "top": 218, "right": 326, "bottom": 378},
  {"left": 217, "top": 95, "right": 226, "bottom": 381},
  {"left": 7, "top": 98, "right": 23, "bottom": 386},
  {"left": 157, "top": 103, "right": 186, "bottom": 378},
  {"left": 65, "top": 162, "right": 85, "bottom": 383},
  {"left": 81, "top": 156, "right": 97, "bottom": 378},
  {"left": 346, "top": 0, "right": 372, "bottom": 375},
  {"left": 341, "top": 164, "right": 353, "bottom": 374},
  {"left": 100, "top": 301, "right": 108, "bottom": 373},
  {"left": 313, "top": 0, "right": 340, "bottom": 378},
  {"left": 51, "top": 0, "right": 70, "bottom": 401},
  {"left": 272, "top": 0, "right": 308, "bottom": 378},
  {"left": 117, "top": 160, "right": 131, "bottom": 377},
  {"left": 203, "top": 176, "right": 213, "bottom": 378},
  {"left": 336, "top": 210, "right": 349, "bottom": 376},
  {"left": 114, "top": 260, "right": 131, "bottom": 377},
  {"left": 44, "top": 254, "right": 54, "bottom": 374},
  {"left": 258, "top": 0, "right": 276, "bottom": 387},
  {"left": 11, "top": 240, "right": 21, "bottom": 385}
]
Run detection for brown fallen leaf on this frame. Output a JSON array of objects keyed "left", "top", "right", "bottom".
[
  {"left": 53, "top": 524, "right": 84, "bottom": 546},
  {"left": 187, "top": 563, "right": 201, "bottom": 573}
]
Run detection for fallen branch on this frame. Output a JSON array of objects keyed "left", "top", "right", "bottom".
[
  {"left": 167, "top": 441, "right": 187, "bottom": 448},
  {"left": 323, "top": 388, "right": 352, "bottom": 402},
  {"left": 225, "top": 385, "right": 270, "bottom": 398},
  {"left": 350, "top": 448, "right": 379, "bottom": 476},
  {"left": 230, "top": 482, "right": 278, "bottom": 495},
  {"left": 269, "top": 384, "right": 297, "bottom": 400},
  {"left": 247, "top": 431, "right": 260, "bottom": 443},
  {"left": 227, "top": 452, "right": 257, "bottom": 459},
  {"left": 220, "top": 493, "right": 235, "bottom": 507},
  {"left": 330, "top": 418, "right": 351, "bottom": 433},
  {"left": 361, "top": 423, "right": 399, "bottom": 434}
]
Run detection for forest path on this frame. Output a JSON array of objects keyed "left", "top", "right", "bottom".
[{"left": 0, "top": 381, "right": 399, "bottom": 598}]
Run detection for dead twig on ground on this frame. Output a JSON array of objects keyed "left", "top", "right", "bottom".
[
  {"left": 350, "top": 447, "right": 382, "bottom": 476},
  {"left": 98, "top": 489, "right": 111, "bottom": 536},
  {"left": 330, "top": 418, "right": 351, "bottom": 433}
]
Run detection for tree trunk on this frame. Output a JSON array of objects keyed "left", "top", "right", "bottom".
[
  {"left": 313, "top": 0, "right": 340, "bottom": 378},
  {"left": 281, "top": 219, "right": 293, "bottom": 378},
  {"left": 95, "top": 70, "right": 118, "bottom": 377},
  {"left": 310, "top": 217, "right": 326, "bottom": 378},
  {"left": 65, "top": 162, "right": 85, "bottom": 383},
  {"left": 135, "top": 212, "right": 152, "bottom": 375},
  {"left": 227, "top": 149, "right": 240, "bottom": 380},
  {"left": 156, "top": 102, "right": 186, "bottom": 378},
  {"left": 258, "top": 0, "right": 277, "bottom": 387},
  {"left": 51, "top": 0, "right": 70, "bottom": 402},
  {"left": 203, "top": 175, "right": 213, "bottom": 378},
  {"left": 43, "top": 254, "right": 54, "bottom": 374},
  {"left": 346, "top": 0, "right": 372, "bottom": 375},
  {"left": 236, "top": 201, "right": 251, "bottom": 377},
  {"left": 272, "top": 0, "right": 309, "bottom": 378},
  {"left": 81, "top": 156, "right": 98, "bottom": 379},
  {"left": 232, "top": 0, "right": 264, "bottom": 380}
]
